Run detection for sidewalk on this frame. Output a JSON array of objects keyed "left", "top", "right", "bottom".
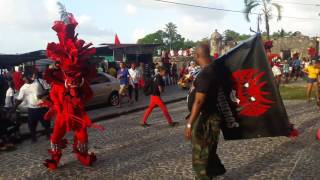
[
  {"left": 18, "top": 85, "right": 187, "bottom": 136},
  {"left": 88, "top": 85, "right": 187, "bottom": 121}
]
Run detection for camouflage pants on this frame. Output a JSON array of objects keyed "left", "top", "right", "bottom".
[{"left": 192, "top": 114, "right": 225, "bottom": 180}]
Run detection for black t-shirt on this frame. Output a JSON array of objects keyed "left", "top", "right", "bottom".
[
  {"left": 152, "top": 74, "right": 165, "bottom": 96},
  {"left": 188, "top": 63, "right": 220, "bottom": 115}
]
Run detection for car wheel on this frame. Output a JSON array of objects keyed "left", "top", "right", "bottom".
[{"left": 109, "top": 92, "right": 119, "bottom": 106}]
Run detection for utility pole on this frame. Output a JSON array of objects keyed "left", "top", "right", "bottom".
[{"left": 257, "top": 14, "right": 262, "bottom": 33}]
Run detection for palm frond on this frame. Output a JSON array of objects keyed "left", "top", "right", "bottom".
[
  {"left": 244, "top": 1, "right": 260, "bottom": 22},
  {"left": 272, "top": 3, "right": 282, "bottom": 21}
]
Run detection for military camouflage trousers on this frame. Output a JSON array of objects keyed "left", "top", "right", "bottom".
[{"left": 192, "top": 114, "right": 226, "bottom": 180}]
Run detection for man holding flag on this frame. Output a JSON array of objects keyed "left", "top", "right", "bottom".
[
  {"left": 185, "top": 35, "right": 296, "bottom": 179},
  {"left": 185, "top": 44, "right": 226, "bottom": 179}
]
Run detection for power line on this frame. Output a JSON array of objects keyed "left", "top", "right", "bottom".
[
  {"left": 153, "top": 0, "right": 246, "bottom": 14},
  {"left": 151, "top": 0, "right": 320, "bottom": 21},
  {"left": 272, "top": 0, "right": 320, "bottom": 6}
]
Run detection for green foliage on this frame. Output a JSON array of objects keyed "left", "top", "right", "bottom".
[
  {"left": 196, "top": 37, "right": 210, "bottom": 45},
  {"left": 137, "top": 30, "right": 165, "bottom": 44},
  {"left": 224, "top": 30, "right": 240, "bottom": 42},
  {"left": 137, "top": 22, "right": 196, "bottom": 50},
  {"left": 271, "top": 29, "right": 293, "bottom": 38},
  {"left": 223, "top": 30, "right": 251, "bottom": 42},
  {"left": 239, "top": 34, "right": 251, "bottom": 41}
]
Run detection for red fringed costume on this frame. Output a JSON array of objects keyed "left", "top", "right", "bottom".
[{"left": 42, "top": 12, "right": 98, "bottom": 170}]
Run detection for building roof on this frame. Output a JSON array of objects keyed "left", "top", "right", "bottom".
[
  {"left": 97, "top": 43, "right": 161, "bottom": 55},
  {"left": 99, "top": 43, "right": 161, "bottom": 49},
  {"left": 0, "top": 50, "right": 46, "bottom": 68}
]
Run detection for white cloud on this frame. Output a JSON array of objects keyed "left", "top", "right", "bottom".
[
  {"left": 127, "top": 0, "right": 229, "bottom": 22},
  {"left": 132, "top": 28, "right": 146, "bottom": 43},
  {"left": 0, "top": 0, "right": 114, "bottom": 53},
  {"left": 125, "top": 4, "right": 137, "bottom": 15},
  {"left": 77, "top": 15, "right": 92, "bottom": 24},
  {"left": 267, "top": 3, "right": 320, "bottom": 36},
  {"left": 76, "top": 15, "right": 114, "bottom": 37}
]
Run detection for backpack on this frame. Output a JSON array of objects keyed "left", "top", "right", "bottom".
[{"left": 143, "top": 77, "right": 156, "bottom": 96}]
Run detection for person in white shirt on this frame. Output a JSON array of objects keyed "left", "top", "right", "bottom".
[
  {"left": 14, "top": 72, "right": 50, "bottom": 143},
  {"left": 170, "top": 50, "right": 175, "bottom": 57},
  {"left": 4, "top": 82, "right": 15, "bottom": 109},
  {"left": 128, "top": 62, "right": 141, "bottom": 102},
  {"left": 178, "top": 48, "right": 183, "bottom": 56}
]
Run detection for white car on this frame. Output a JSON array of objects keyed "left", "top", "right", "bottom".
[{"left": 87, "top": 72, "right": 120, "bottom": 107}]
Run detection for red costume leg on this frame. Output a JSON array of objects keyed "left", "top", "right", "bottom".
[
  {"left": 73, "top": 127, "right": 96, "bottom": 166},
  {"left": 43, "top": 118, "right": 67, "bottom": 170}
]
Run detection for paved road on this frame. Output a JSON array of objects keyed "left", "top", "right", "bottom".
[{"left": 1, "top": 100, "right": 320, "bottom": 180}]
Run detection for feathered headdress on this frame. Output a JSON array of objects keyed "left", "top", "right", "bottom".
[{"left": 46, "top": 2, "right": 96, "bottom": 79}]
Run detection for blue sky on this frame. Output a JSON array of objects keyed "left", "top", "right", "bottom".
[{"left": 0, "top": 0, "right": 319, "bottom": 53}]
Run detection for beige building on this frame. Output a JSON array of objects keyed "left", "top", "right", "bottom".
[
  {"left": 210, "top": 30, "right": 319, "bottom": 59},
  {"left": 271, "top": 32, "right": 319, "bottom": 59}
]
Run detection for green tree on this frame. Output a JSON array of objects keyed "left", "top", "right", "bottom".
[
  {"left": 271, "top": 28, "right": 293, "bottom": 38},
  {"left": 223, "top": 30, "right": 240, "bottom": 42},
  {"left": 244, "top": 0, "right": 282, "bottom": 40},
  {"left": 183, "top": 39, "right": 196, "bottom": 49},
  {"left": 164, "top": 22, "right": 178, "bottom": 50},
  {"left": 137, "top": 30, "right": 165, "bottom": 44},
  {"left": 238, "top": 34, "right": 251, "bottom": 41},
  {"left": 195, "top": 37, "right": 210, "bottom": 46},
  {"left": 138, "top": 22, "right": 196, "bottom": 50},
  {"left": 223, "top": 30, "right": 251, "bottom": 42}
]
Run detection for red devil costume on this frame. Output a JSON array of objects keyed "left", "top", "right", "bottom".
[{"left": 42, "top": 11, "right": 98, "bottom": 170}]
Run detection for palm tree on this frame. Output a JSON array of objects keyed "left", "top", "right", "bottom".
[
  {"left": 165, "top": 22, "right": 178, "bottom": 50},
  {"left": 244, "top": 0, "right": 282, "bottom": 40}
]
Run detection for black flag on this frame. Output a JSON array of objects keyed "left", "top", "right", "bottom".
[{"left": 215, "top": 34, "right": 292, "bottom": 140}]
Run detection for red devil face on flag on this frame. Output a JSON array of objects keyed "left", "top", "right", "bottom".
[
  {"left": 231, "top": 69, "right": 274, "bottom": 117},
  {"left": 216, "top": 35, "right": 293, "bottom": 140}
]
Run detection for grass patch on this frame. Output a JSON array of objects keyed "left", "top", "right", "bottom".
[{"left": 279, "top": 86, "right": 315, "bottom": 100}]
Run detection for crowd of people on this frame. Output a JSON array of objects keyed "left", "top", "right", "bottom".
[
  {"left": 0, "top": 53, "right": 188, "bottom": 151},
  {"left": 0, "top": 67, "right": 50, "bottom": 151},
  {"left": 271, "top": 56, "right": 312, "bottom": 86},
  {"left": 271, "top": 56, "right": 320, "bottom": 102}
]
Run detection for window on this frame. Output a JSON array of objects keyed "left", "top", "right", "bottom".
[{"left": 91, "top": 74, "right": 110, "bottom": 84}]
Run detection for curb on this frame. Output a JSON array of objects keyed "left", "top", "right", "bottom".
[
  {"left": 92, "top": 97, "right": 186, "bottom": 122},
  {"left": 18, "top": 97, "right": 186, "bottom": 140}
]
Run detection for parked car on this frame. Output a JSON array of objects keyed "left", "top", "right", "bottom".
[
  {"left": 87, "top": 72, "right": 120, "bottom": 107},
  {"left": 17, "top": 72, "right": 120, "bottom": 116}
]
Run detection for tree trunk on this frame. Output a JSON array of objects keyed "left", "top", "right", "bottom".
[{"left": 262, "top": 0, "right": 270, "bottom": 40}]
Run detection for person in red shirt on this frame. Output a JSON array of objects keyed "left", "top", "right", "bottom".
[{"left": 12, "top": 67, "right": 24, "bottom": 91}]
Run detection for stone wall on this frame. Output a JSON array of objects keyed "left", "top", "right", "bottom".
[{"left": 271, "top": 36, "right": 318, "bottom": 58}]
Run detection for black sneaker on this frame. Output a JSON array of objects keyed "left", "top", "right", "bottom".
[{"left": 169, "top": 122, "right": 179, "bottom": 127}]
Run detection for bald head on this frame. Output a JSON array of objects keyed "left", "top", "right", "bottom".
[
  {"left": 195, "top": 43, "right": 211, "bottom": 67},
  {"left": 196, "top": 43, "right": 211, "bottom": 59}
]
